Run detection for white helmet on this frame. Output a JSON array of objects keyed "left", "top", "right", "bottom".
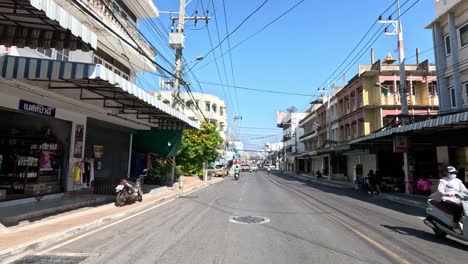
[{"left": 447, "top": 166, "right": 457, "bottom": 173}]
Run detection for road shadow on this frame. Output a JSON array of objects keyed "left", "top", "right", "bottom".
[
  {"left": 381, "top": 225, "right": 468, "bottom": 250},
  {"left": 270, "top": 172, "right": 426, "bottom": 217}
]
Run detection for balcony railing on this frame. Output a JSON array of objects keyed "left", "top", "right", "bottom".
[{"left": 78, "top": 0, "right": 156, "bottom": 58}]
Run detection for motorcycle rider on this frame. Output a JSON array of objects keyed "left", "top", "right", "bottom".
[
  {"left": 435, "top": 166, "right": 468, "bottom": 234},
  {"left": 234, "top": 164, "right": 240, "bottom": 175}
]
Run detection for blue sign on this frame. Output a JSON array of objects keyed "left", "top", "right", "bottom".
[{"left": 19, "top": 100, "right": 56, "bottom": 117}]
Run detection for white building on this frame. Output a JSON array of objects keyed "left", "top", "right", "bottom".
[
  {"left": 277, "top": 112, "right": 307, "bottom": 171},
  {"left": 0, "top": 0, "right": 196, "bottom": 202},
  {"left": 426, "top": 0, "right": 468, "bottom": 113},
  {"left": 153, "top": 91, "right": 228, "bottom": 140}
]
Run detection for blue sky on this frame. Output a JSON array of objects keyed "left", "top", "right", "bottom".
[{"left": 139, "top": 0, "right": 436, "bottom": 150}]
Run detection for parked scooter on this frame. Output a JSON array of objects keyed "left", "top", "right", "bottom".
[
  {"left": 115, "top": 169, "right": 147, "bottom": 206},
  {"left": 424, "top": 190, "right": 468, "bottom": 241}
]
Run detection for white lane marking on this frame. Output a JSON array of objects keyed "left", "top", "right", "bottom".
[
  {"left": 38, "top": 182, "right": 216, "bottom": 255},
  {"left": 37, "top": 198, "right": 176, "bottom": 255}
]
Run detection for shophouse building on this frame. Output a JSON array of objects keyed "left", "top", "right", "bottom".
[
  {"left": 0, "top": 0, "right": 197, "bottom": 202},
  {"left": 297, "top": 54, "right": 438, "bottom": 193}
]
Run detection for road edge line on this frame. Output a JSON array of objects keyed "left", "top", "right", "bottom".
[{"left": 0, "top": 178, "right": 224, "bottom": 264}]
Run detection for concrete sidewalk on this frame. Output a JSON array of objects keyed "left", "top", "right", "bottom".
[
  {"left": 0, "top": 176, "right": 224, "bottom": 263},
  {"left": 279, "top": 171, "right": 427, "bottom": 208},
  {"left": 0, "top": 194, "right": 115, "bottom": 227}
]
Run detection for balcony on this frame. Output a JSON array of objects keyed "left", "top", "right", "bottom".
[{"left": 74, "top": 0, "right": 157, "bottom": 72}]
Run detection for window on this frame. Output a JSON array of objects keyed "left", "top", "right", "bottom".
[
  {"left": 56, "top": 49, "right": 69, "bottom": 61},
  {"left": 445, "top": 35, "right": 451, "bottom": 56},
  {"left": 93, "top": 56, "right": 103, "bottom": 65},
  {"left": 186, "top": 100, "right": 194, "bottom": 109},
  {"left": 459, "top": 23, "right": 468, "bottom": 48},
  {"left": 212, "top": 104, "right": 217, "bottom": 113},
  {"left": 220, "top": 107, "right": 224, "bottom": 116},
  {"left": 205, "top": 102, "right": 210, "bottom": 112},
  {"left": 163, "top": 100, "right": 170, "bottom": 105},
  {"left": 104, "top": 63, "right": 112, "bottom": 70},
  {"left": 450, "top": 87, "right": 456, "bottom": 108},
  {"left": 464, "top": 82, "right": 468, "bottom": 104},
  {"left": 410, "top": 85, "right": 416, "bottom": 96},
  {"left": 37, "top": 48, "right": 52, "bottom": 58},
  {"left": 428, "top": 83, "right": 437, "bottom": 97},
  {"left": 381, "top": 85, "right": 391, "bottom": 96}
]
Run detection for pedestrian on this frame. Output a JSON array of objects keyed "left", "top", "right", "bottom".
[
  {"left": 367, "top": 170, "right": 377, "bottom": 195},
  {"left": 375, "top": 170, "right": 383, "bottom": 195},
  {"left": 316, "top": 170, "right": 322, "bottom": 179}
]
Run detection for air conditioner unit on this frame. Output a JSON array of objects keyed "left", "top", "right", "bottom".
[{"left": 169, "top": 33, "right": 185, "bottom": 49}]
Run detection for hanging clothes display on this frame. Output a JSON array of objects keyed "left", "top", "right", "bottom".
[
  {"left": 72, "top": 162, "right": 81, "bottom": 183},
  {"left": 83, "top": 160, "right": 91, "bottom": 186}
]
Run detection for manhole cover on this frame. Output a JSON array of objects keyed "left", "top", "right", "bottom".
[
  {"left": 11, "top": 255, "right": 88, "bottom": 264},
  {"left": 229, "top": 215, "right": 270, "bottom": 224}
]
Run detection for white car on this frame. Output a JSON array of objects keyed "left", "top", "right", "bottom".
[{"left": 251, "top": 165, "right": 258, "bottom": 171}]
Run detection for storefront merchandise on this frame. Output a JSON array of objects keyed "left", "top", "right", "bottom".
[{"left": 0, "top": 109, "right": 70, "bottom": 200}]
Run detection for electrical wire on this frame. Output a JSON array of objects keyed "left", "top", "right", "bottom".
[
  {"left": 188, "top": 0, "right": 271, "bottom": 70},
  {"left": 193, "top": 0, "right": 306, "bottom": 73},
  {"left": 221, "top": 0, "right": 241, "bottom": 115},
  {"left": 197, "top": 80, "right": 316, "bottom": 96}
]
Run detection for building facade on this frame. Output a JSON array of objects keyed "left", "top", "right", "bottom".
[
  {"left": 0, "top": 0, "right": 197, "bottom": 202},
  {"left": 153, "top": 91, "right": 228, "bottom": 140},
  {"left": 277, "top": 112, "right": 306, "bottom": 171},
  {"left": 297, "top": 55, "right": 438, "bottom": 185},
  {"left": 426, "top": 0, "right": 468, "bottom": 113}
]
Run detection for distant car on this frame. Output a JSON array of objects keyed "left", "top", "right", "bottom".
[
  {"left": 207, "top": 165, "right": 229, "bottom": 177},
  {"left": 241, "top": 165, "right": 250, "bottom": 171},
  {"left": 251, "top": 165, "right": 258, "bottom": 171},
  {"left": 270, "top": 165, "right": 276, "bottom": 170}
]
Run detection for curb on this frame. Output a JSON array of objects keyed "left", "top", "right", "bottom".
[
  {"left": 376, "top": 195, "right": 427, "bottom": 208},
  {"left": 0, "top": 196, "right": 114, "bottom": 227},
  {"left": 0, "top": 178, "right": 223, "bottom": 263},
  {"left": 279, "top": 172, "right": 427, "bottom": 208}
]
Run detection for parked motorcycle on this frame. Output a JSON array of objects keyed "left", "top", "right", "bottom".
[
  {"left": 423, "top": 190, "right": 468, "bottom": 241},
  {"left": 115, "top": 170, "right": 146, "bottom": 206}
]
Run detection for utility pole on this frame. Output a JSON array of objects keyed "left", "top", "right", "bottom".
[
  {"left": 169, "top": 0, "right": 210, "bottom": 110},
  {"left": 378, "top": 0, "right": 408, "bottom": 125}
]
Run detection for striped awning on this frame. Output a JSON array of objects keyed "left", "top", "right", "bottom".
[
  {"left": 0, "top": 55, "right": 199, "bottom": 129},
  {"left": 0, "top": 0, "right": 97, "bottom": 51},
  {"left": 351, "top": 112, "right": 468, "bottom": 144}
]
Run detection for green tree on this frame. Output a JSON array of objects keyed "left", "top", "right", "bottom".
[{"left": 177, "top": 122, "right": 223, "bottom": 175}]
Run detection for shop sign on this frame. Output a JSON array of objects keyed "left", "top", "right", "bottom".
[
  {"left": 393, "top": 135, "right": 408, "bottom": 153},
  {"left": 19, "top": 99, "right": 56, "bottom": 117}
]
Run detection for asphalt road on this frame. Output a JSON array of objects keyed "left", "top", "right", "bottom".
[{"left": 12, "top": 171, "right": 468, "bottom": 264}]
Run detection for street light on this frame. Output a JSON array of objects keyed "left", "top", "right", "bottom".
[{"left": 183, "top": 56, "right": 204, "bottom": 70}]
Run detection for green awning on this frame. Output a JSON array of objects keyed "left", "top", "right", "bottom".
[{"left": 133, "top": 129, "right": 183, "bottom": 157}]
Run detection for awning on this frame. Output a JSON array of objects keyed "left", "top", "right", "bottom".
[
  {"left": 0, "top": 0, "right": 97, "bottom": 51},
  {"left": 0, "top": 55, "right": 199, "bottom": 129},
  {"left": 133, "top": 129, "right": 182, "bottom": 157},
  {"left": 351, "top": 111, "right": 468, "bottom": 144}
]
